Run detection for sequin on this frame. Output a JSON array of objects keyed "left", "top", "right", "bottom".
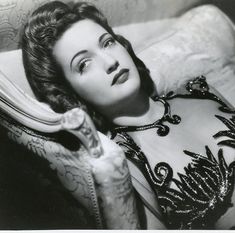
[
  {"left": 112, "top": 76, "right": 235, "bottom": 229},
  {"left": 113, "top": 97, "right": 181, "bottom": 137}
]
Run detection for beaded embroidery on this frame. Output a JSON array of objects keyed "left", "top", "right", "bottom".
[
  {"left": 114, "top": 98, "right": 181, "bottom": 137},
  {"left": 214, "top": 115, "right": 235, "bottom": 148},
  {"left": 112, "top": 76, "right": 235, "bottom": 229}
]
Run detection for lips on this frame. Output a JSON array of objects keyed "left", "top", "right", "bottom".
[{"left": 111, "top": 68, "right": 129, "bottom": 86}]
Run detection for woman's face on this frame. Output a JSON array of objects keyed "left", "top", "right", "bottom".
[{"left": 53, "top": 19, "right": 141, "bottom": 114}]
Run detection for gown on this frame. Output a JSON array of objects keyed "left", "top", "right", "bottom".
[{"left": 111, "top": 76, "right": 235, "bottom": 229}]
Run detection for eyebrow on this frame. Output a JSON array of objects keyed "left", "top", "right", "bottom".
[
  {"left": 70, "top": 50, "right": 87, "bottom": 70},
  {"left": 98, "top": 32, "right": 109, "bottom": 44},
  {"left": 70, "top": 33, "right": 110, "bottom": 70}
]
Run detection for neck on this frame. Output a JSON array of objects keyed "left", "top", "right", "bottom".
[{"left": 105, "top": 89, "right": 165, "bottom": 127}]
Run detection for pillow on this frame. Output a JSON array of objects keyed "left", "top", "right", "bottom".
[
  {"left": 0, "top": 0, "right": 203, "bottom": 52},
  {"left": 137, "top": 5, "right": 235, "bottom": 106},
  {"left": 0, "top": 5, "right": 235, "bottom": 106},
  {"left": 0, "top": 49, "right": 35, "bottom": 98},
  {"left": 114, "top": 18, "right": 177, "bottom": 53}
]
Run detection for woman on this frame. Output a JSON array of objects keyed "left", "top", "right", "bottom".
[{"left": 22, "top": 1, "right": 235, "bottom": 229}]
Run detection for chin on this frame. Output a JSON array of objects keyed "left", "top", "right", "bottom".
[{"left": 119, "top": 79, "right": 140, "bottom": 99}]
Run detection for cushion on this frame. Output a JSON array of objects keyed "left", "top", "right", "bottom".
[
  {"left": 0, "top": 0, "right": 203, "bottom": 52},
  {"left": 0, "top": 5, "right": 235, "bottom": 105},
  {"left": 137, "top": 5, "right": 235, "bottom": 106},
  {"left": 0, "top": 50, "right": 35, "bottom": 98}
]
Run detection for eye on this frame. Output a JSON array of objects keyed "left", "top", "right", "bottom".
[
  {"left": 103, "top": 37, "right": 116, "bottom": 48},
  {"left": 77, "top": 59, "right": 91, "bottom": 74}
]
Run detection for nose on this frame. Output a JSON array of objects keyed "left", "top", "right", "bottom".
[
  {"left": 101, "top": 53, "right": 119, "bottom": 74},
  {"left": 107, "top": 60, "right": 119, "bottom": 74}
]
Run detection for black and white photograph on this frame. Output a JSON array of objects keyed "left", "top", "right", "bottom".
[{"left": 0, "top": 0, "right": 235, "bottom": 230}]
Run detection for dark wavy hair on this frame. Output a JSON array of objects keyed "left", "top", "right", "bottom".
[{"left": 22, "top": 1, "right": 155, "bottom": 133}]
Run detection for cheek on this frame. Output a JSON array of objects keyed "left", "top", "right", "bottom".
[
  {"left": 71, "top": 74, "right": 111, "bottom": 105},
  {"left": 118, "top": 46, "right": 133, "bottom": 62},
  {"left": 118, "top": 49, "right": 139, "bottom": 76}
]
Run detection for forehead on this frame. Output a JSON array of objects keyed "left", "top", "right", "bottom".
[{"left": 53, "top": 19, "right": 107, "bottom": 64}]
